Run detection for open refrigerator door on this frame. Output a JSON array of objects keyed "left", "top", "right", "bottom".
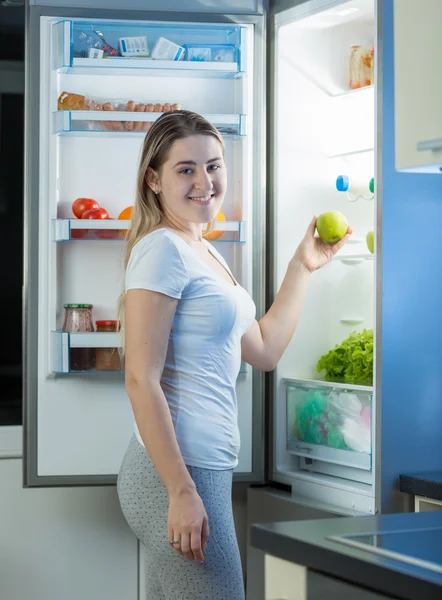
[
  {"left": 25, "top": 10, "right": 265, "bottom": 486},
  {"left": 270, "top": 0, "right": 377, "bottom": 514}
]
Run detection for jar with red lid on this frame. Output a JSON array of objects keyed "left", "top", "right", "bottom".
[
  {"left": 62, "top": 304, "right": 95, "bottom": 371},
  {"left": 95, "top": 320, "right": 121, "bottom": 371}
]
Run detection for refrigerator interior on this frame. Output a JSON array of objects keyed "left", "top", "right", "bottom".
[
  {"left": 272, "top": 0, "right": 376, "bottom": 513},
  {"left": 37, "top": 16, "right": 255, "bottom": 478}
]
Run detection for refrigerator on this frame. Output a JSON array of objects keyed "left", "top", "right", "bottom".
[{"left": 24, "top": 0, "right": 380, "bottom": 516}]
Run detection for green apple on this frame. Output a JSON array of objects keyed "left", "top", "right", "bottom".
[
  {"left": 366, "top": 230, "right": 375, "bottom": 254},
  {"left": 316, "top": 211, "right": 348, "bottom": 244}
]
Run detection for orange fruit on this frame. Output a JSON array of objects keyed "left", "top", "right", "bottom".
[
  {"left": 203, "top": 210, "right": 226, "bottom": 241},
  {"left": 118, "top": 206, "right": 133, "bottom": 236}
]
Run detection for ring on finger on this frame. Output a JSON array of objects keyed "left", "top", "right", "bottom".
[{"left": 169, "top": 539, "right": 181, "bottom": 545}]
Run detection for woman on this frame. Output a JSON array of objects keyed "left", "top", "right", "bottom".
[{"left": 117, "top": 110, "right": 351, "bottom": 599}]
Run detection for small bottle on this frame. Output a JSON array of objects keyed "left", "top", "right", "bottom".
[
  {"left": 336, "top": 175, "right": 374, "bottom": 202},
  {"left": 95, "top": 320, "right": 121, "bottom": 371},
  {"left": 62, "top": 304, "right": 95, "bottom": 371}
]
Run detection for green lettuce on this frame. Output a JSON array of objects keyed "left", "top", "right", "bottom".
[{"left": 316, "top": 329, "right": 374, "bottom": 386}]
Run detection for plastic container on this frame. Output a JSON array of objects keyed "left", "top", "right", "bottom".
[
  {"left": 349, "top": 45, "right": 374, "bottom": 90},
  {"left": 151, "top": 37, "right": 184, "bottom": 61},
  {"left": 118, "top": 36, "right": 149, "bottom": 57},
  {"left": 336, "top": 175, "right": 374, "bottom": 202},
  {"left": 62, "top": 304, "right": 95, "bottom": 371},
  {"left": 95, "top": 320, "right": 121, "bottom": 371},
  {"left": 287, "top": 384, "right": 372, "bottom": 455},
  {"left": 183, "top": 44, "right": 237, "bottom": 63}
]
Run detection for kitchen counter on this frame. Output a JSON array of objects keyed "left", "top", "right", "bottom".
[
  {"left": 250, "top": 510, "right": 442, "bottom": 600},
  {"left": 399, "top": 470, "right": 442, "bottom": 502}
]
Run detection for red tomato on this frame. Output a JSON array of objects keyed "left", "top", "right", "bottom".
[
  {"left": 72, "top": 198, "right": 99, "bottom": 219},
  {"left": 81, "top": 207, "right": 109, "bottom": 220}
]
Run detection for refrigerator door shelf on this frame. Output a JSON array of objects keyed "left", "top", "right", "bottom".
[
  {"left": 61, "top": 58, "right": 241, "bottom": 79},
  {"left": 52, "top": 19, "right": 245, "bottom": 76},
  {"left": 53, "top": 111, "right": 247, "bottom": 137},
  {"left": 286, "top": 382, "right": 372, "bottom": 471},
  {"left": 53, "top": 219, "right": 246, "bottom": 243},
  {"left": 51, "top": 331, "right": 248, "bottom": 375},
  {"left": 51, "top": 331, "right": 123, "bottom": 374}
]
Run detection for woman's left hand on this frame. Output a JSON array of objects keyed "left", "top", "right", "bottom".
[{"left": 293, "top": 215, "right": 353, "bottom": 274}]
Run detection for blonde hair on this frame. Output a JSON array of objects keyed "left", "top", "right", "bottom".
[{"left": 117, "top": 110, "right": 225, "bottom": 356}]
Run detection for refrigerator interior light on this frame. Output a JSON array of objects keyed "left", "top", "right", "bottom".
[{"left": 292, "top": 0, "right": 371, "bottom": 30}]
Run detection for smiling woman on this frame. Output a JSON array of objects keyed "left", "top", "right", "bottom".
[{"left": 115, "top": 109, "right": 351, "bottom": 599}]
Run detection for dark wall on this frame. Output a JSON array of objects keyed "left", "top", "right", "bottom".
[{"left": 0, "top": 4, "right": 25, "bottom": 425}]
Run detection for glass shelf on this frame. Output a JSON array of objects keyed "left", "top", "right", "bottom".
[
  {"left": 283, "top": 377, "right": 373, "bottom": 394},
  {"left": 53, "top": 111, "right": 247, "bottom": 137},
  {"left": 286, "top": 380, "right": 372, "bottom": 471},
  {"left": 333, "top": 254, "right": 374, "bottom": 265},
  {"left": 53, "top": 219, "right": 247, "bottom": 243},
  {"left": 52, "top": 331, "right": 247, "bottom": 375},
  {"left": 331, "top": 85, "right": 374, "bottom": 99},
  {"left": 330, "top": 147, "right": 374, "bottom": 160},
  {"left": 53, "top": 20, "right": 246, "bottom": 77}
]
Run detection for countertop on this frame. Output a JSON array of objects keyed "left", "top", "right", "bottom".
[
  {"left": 399, "top": 470, "right": 442, "bottom": 501},
  {"left": 250, "top": 510, "right": 442, "bottom": 600}
]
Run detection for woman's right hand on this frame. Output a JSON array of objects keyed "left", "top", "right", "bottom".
[{"left": 168, "top": 487, "right": 210, "bottom": 562}]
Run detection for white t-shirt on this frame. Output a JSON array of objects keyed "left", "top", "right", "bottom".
[{"left": 125, "top": 228, "right": 256, "bottom": 469}]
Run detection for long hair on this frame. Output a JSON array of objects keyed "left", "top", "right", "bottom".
[{"left": 117, "top": 110, "right": 225, "bottom": 356}]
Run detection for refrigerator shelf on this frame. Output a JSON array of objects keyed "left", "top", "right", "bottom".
[
  {"left": 282, "top": 377, "right": 373, "bottom": 394},
  {"left": 332, "top": 85, "right": 374, "bottom": 99},
  {"left": 51, "top": 331, "right": 248, "bottom": 375},
  {"left": 286, "top": 381, "right": 372, "bottom": 472},
  {"left": 53, "top": 219, "right": 246, "bottom": 243},
  {"left": 61, "top": 58, "right": 241, "bottom": 79},
  {"left": 53, "top": 111, "right": 247, "bottom": 137},
  {"left": 330, "top": 147, "right": 374, "bottom": 160},
  {"left": 334, "top": 254, "right": 374, "bottom": 265},
  {"left": 53, "top": 20, "right": 246, "bottom": 77}
]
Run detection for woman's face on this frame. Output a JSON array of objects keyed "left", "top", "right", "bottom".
[{"left": 151, "top": 134, "right": 227, "bottom": 227}]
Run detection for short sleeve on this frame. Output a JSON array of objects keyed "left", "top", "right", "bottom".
[{"left": 125, "top": 231, "right": 189, "bottom": 299}]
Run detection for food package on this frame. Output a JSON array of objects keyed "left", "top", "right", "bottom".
[
  {"left": 349, "top": 44, "right": 374, "bottom": 90},
  {"left": 151, "top": 36, "right": 185, "bottom": 61},
  {"left": 57, "top": 91, "right": 181, "bottom": 132}
]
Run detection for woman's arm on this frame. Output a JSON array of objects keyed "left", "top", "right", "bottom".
[
  {"left": 124, "top": 289, "right": 209, "bottom": 562},
  {"left": 241, "top": 216, "right": 352, "bottom": 371},
  {"left": 125, "top": 288, "right": 195, "bottom": 496}
]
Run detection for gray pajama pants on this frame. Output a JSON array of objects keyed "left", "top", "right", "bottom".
[{"left": 117, "top": 435, "right": 245, "bottom": 600}]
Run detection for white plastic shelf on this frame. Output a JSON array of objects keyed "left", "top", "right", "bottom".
[
  {"left": 53, "top": 111, "right": 247, "bottom": 137},
  {"left": 51, "top": 331, "right": 122, "bottom": 374},
  {"left": 63, "top": 58, "right": 241, "bottom": 79},
  {"left": 52, "top": 331, "right": 248, "bottom": 374},
  {"left": 53, "top": 219, "right": 247, "bottom": 243},
  {"left": 333, "top": 254, "right": 374, "bottom": 265}
]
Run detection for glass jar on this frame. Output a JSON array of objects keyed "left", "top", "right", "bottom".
[
  {"left": 349, "top": 45, "right": 374, "bottom": 90},
  {"left": 95, "top": 320, "right": 121, "bottom": 371},
  {"left": 62, "top": 304, "right": 95, "bottom": 371}
]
